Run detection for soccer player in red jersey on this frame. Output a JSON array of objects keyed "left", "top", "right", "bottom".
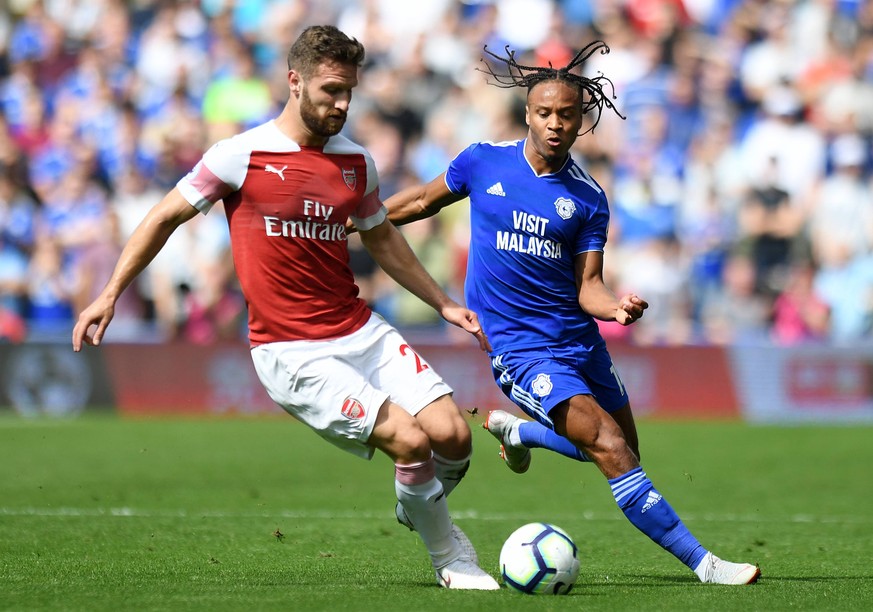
[{"left": 71, "top": 25, "right": 498, "bottom": 590}]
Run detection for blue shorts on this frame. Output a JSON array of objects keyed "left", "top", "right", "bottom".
[{"left": 490, "top": 338, "right": 629, "bottom": 429}]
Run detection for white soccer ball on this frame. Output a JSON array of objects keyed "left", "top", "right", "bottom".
[{"left": 499, "top": 522, "right": 580, "bottom": 595}]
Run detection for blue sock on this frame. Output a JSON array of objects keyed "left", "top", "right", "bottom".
[
  {"left": 609, "top": 467, "right": 708, "bottom": 570},
  {"left": 518, "top": 421, "right": 590, "bottom": 462}
]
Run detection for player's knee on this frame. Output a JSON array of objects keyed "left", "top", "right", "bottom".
[
  {"left": 588, "top": 428, "right": 630, "bottom": 460},
  {"left": 416, "top": 397, "right": 472, "bottom": 457},
  {"left": 392, "top": 426, "right": 432, "bottom": 463},
  {"left": 434, "top": 418, "right": 472, "bottom": 455}
]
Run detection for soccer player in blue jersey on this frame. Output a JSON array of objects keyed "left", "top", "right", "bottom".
[{"left": 384, "top": 41, "right": 761, "bottom": 585}]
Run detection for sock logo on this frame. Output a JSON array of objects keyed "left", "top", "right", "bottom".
[{"left": 641, "top": 490, "right": 662, "bottom": 513}]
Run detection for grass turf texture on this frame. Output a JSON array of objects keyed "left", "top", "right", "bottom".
[{"left": 1, "top": 415, "right": 871, "bottom": 611}]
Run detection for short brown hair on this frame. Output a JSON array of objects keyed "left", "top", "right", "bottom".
[{"left": 287, "top": 25, "right": 365, "bottom": 78}]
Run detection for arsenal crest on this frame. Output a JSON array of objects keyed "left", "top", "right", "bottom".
[
  {"left": 342, "top": 168, "right": 357, "bottom": 191},
  {"left": 341, "top": 397, "right": 365, "bottom": 419}
]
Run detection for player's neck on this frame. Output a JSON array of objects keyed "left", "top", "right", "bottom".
[
  {"left": 523, "top": 138, "right": 568, "bottom": 176},
  {"left": 273, "top": 110, "right": 329, "bottom": 148}
]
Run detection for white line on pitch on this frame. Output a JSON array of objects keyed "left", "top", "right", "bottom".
[{"left": 0, "top": 507, "right": 870, "bottom": 524}]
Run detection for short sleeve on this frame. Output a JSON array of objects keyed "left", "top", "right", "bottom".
[
  {"left": 349, "top": 187, "right": 388, "bottom": 230},
  {"left": 573, "top": 191, "right": 610, "bottom": 254},
  {"left": 177, "top": 138, "right": 248, "bottom": 214},
  {"left": 445, "top": 144, "right": 475, "bottom": 196}
]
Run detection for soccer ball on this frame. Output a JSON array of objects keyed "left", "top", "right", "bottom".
[{"left": 499, "top": 522, "right": 580, "bottom": 595}]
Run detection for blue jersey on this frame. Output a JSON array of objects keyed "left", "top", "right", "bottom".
[{"left": 446, "top": 139, "right": 610, "bottom": 354}]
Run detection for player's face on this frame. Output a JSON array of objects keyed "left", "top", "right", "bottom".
[
  {"left": 525, "top": 80, "right": 584, "bottom": 169},
  {"left": 297, "top": 60, "right": 358, "bottom": 138}
]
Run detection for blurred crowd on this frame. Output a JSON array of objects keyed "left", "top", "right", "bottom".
[{"left": 1, "top": 0, "right": 872, "bottom": 347}]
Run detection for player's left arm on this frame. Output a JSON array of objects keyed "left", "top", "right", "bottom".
[
  {"left": 346, "top": 173, "right": 462, "bottom": 234},
  {"left": 360, "top": 218, "right": 491, "bottom": 351},
  {"left": 574, "top": 250, "right": 648, "bottom": 325},
  {"left": 384, "top": 172, "right": 465, "bottom": 226}
]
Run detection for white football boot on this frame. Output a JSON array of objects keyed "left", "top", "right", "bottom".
[
  {"left": 696, "top": 552, "right": 761, "bottom": 585},
  {"left": 483, "top": 410, "right": 531, "bottom": 474},
  {"left": 435, "top": 559, "right": 500, "bottom": 590}
]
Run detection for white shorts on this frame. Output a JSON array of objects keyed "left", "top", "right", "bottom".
[{"left": 251, "top": 313, "right": 453, "bottom": 459}]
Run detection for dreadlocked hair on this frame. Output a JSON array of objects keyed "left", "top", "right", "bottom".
[{"left": 478, "top": 40, "right": 625, "bottom": 133}]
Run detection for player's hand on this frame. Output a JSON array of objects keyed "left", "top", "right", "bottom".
[
  {"left": 442, "top": 304, "right": 492, "bottom": 352},
  {"left": 72, "top": 297, "right": 116, "bottom": 352},
  {"left": 615, "top": 293, "right": 648, "bottom": 326}
]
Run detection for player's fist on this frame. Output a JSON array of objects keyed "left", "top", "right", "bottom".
[{"left": 615, "top": 293, "right": 648, "bottom": 326}]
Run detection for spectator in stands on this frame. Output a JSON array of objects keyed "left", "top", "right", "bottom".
[
  {"left": 813, "top": 246, "right": 873, "bottom": 345},
  {"left": 771, "top": 258, "right": 829, "bottom": 346},
  {"left": 0, "top": 168, "right": 35, "bottom": 329},
  {"left": 201, "top": 39, "right": 274, "bottom": 140},
  {"left": 26, "top": 234, "right": 74, "bottom": 335},
  {"left": 700, "top": 250, "right": 771, "bottom": 345},
  {"left": 736, "top": 157, "right": 806, "bottom": 300},
  {"left": 804, "top": 133, "right": 873, "bottom": 344},
  {"left": 805, "top": 134, "right": 873, "bottom": 268}
]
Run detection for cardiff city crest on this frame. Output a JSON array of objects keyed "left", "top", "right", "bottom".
[
  {"left": 531, "top": 373, "right": 553, "bottom": 397},
  {"left": 554, "top": 197, "right": 575, "bottom": 220}
]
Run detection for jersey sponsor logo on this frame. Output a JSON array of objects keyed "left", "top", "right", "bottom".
[
  {"left": 486, "top": 182, "right": 506, "bottom": 196},
  {"left": 531, "top": 373, "right": 553, "bottom": 397},
  {"left": 263, "top": 216, "right": 347, "bottom": 241},
  {"left": 513, "top": 211, "right": 549, "bottom": 234},
  {"left": 265, "top": 164, "right": 287, "bottom": 181},
  {"left": 342, "top": 168, "right": 357, "bottom": 190},
  {"left": 554, "top": 197, "right": 576, "bottom": 220},
  {"left": 496, "top": 232, "right": 562, "bottom": 258},
  {"left": 263, "top": 199, "right": 346, "bottom": 241},
  {"left": 495, "top": 210, "right": 562, "bottom": 259},
  {"left": 341, "top": 397, "right": 366, "bottom": 419}
]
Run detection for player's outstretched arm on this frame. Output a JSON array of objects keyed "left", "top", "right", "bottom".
[
  {"left": 574, "top": 251, "right": 648, "bottom": 325},
  {"left": 384, "top": 172, "right": 463, "bottom": 226},
  {"left": 360, "top": 218, "right": 490, "bottom": 352},
  {"left": 439, "top": 303, "right": 491, "bottom": 352},
  {"left": 72, "top": 188, "right": 199, "bottom": 351}
]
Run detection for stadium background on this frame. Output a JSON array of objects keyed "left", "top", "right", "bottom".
[{"left": 0, "top": 0, "right": 872, "bottom": 422}]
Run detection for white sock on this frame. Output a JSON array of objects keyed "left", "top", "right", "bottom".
[
  {"left": 395, "top": 460, "right": 460, "bottom": 568},
  {"left": 693, "top": 551, "right": 714, "bottom": 581},
  {"left": 432, "top": 451, "right": 471, "bottom": 498}
]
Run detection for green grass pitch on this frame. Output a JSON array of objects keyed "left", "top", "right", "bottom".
[{"left": 1, "top": 414, "right": 871, "bottom": 611}]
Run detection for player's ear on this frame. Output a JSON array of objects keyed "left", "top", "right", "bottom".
[{"left": 288, "top": 70, "right": 302, "bottom": 97}]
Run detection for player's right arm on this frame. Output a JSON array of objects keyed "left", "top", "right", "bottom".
[
  {"left": 72, "top": 188, "right": 199, "bottom": 351},
  {"left": 383, "top": 172, "right": 464, "bottom": 226}
]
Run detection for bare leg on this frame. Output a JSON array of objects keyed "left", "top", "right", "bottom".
[
  {"left": 550, "top": 394, "right": 638, "bottom": 478},
  {"left": 608, "top": 402, "right": 640, "bottom": 461},
  {"left": 489, "top": 400, "right": 638, "bottom": 464}
]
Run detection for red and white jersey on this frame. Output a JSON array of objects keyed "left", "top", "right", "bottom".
[{"left": 177, "top": 120, "right": 386, "bottom": 345}]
